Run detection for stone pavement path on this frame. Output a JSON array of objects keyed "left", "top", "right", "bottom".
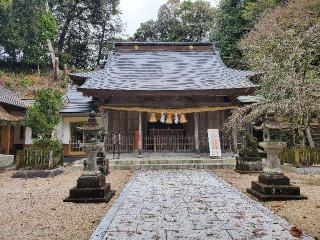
[{"left": 92, "top": 170, "right": 311, "bottom": 240}]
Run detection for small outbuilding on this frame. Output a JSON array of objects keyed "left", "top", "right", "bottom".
[{"left": 0, "top": 86, "right": 27, "bottom": 155}]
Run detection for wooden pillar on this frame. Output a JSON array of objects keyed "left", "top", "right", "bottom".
[
  {"left": 194, "top": 113, "right": 200, "bottom": 155},
  {"left": 207, "top": 111, "right": 214, "bottom": 129},
  {"left": 5, "top": 125, "right": 11, "bottom": 155},
  {"left": 138, "top": 112, "right": 143, "bottom": 157},
  {"left": 102, "top": 109, "right": 109, "bottom": 154},
  {"left": 232, "top": 124, "right": 238, "bottom": 154}
]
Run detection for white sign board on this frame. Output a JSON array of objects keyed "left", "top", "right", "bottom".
[{"left": 207, "top": 129, "right": 222, "bottom": 158}]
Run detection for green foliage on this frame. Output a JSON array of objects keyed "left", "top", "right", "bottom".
[
  {"left": 133, "top": 0, "right": 216, "bottom": 42},
  {"left": 0, "top": 0, "right": 11, "bottom": 8},
  {"left": 210, "top": 0, "right": 281, "bottom": 68},
  {"left": 53, "top": 0, "right": 123, "bottom": 68},
  {"left": 32, "top": 138, "right": 62, "bottom": 155},
  {"left": 26, "top": 89, "right": 63, "bottom": 147},
  {"left": 19, "top": 77, "right": 32, "bottom": 87},
  {"left": 0, "top": 0, "right": 58, "bottom": 67},
  {"left": 239, "top": 133, "right": 260, "bottom": 158},
  {"left": 226, "top": 0, "right": 320, "bottom": 146},
  {"left": 0, "top": 0, "right": 122, "bottom": 69}
]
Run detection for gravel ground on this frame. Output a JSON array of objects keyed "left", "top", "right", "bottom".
[
  {"left": 213, "top": 169, "right": 320, "bottom": 239},
  {"left": 0, "top": 168, "right": 133, "bottom": 240},
  {"left": 0, "top": 154, "right": 14, "bottom": 168}
]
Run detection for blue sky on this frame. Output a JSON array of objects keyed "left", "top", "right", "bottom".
[{"left": 119, "top": 0, "right": 220, "bottom": 37}]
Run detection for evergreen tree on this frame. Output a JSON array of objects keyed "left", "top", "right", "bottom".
[
  {"left": 0, "top": 0, "right": 57, "bottom": 68},
  {"left": 133, "top": 0, "right": 216, "bottom": 42},
  {"left": 211, "top": 0, "right": 284, "bottom": 69}
]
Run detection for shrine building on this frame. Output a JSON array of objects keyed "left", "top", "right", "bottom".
[{"left": 70, "top": 42, "right": 258, "bottom": 155}]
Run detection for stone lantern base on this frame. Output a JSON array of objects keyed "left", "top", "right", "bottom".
[
  {"left": 64, "top": 174, "right": 115, "bottom": 203},
  {"left": 247, "top": 173, "right": 307, "bottom": 201}
]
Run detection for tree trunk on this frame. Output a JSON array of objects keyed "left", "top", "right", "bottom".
[
  {"left": 47, "top": 39, "right": 56, "bottom": 70},
  {"left": 306, "top": 127, "right": 315, "bottom": 148},
  {"left": 57, "top": 0, "right": 81, "bottom": 54},
  {"left": 298, "top": 128, "right": 306, "bottom": 147},
  {"left": 97, "top": 18, "right": 107, "bottom": 67},
  {"left": 44, "top": 1, "right": 56, "bottom": 78},
  {"left": 48, "top": 150, "right": 53, "bottom": 169},
  {"left": 53, "top": 57, "right": 60, "bottom": 81},
  {"left": 58, "top": 18, "right": 72, "bottom": 53}
]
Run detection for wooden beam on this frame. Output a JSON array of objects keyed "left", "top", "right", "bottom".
[{"left": 194, "top": 113, "right": 200, "bottom": 155}]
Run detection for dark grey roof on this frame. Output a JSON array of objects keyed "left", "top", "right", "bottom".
[
  {"left": 78, "top": 44, "right": 257, "bottom": 91},
  {"left": 60, "top": 86, "right": 93, "bottom": 113},
  {"left": 69, "top": 69, "right": 105, "bottom": 80},
  {"left": 0, "top": 86, "right": 28, "bottom": 108}
]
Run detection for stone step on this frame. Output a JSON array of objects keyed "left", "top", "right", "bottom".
[
  {"left": 110, "top": 162, "right": 235, "bottom": 170},
  {"left": 109, "top": 159, "right": 235, "bottom": 166}
]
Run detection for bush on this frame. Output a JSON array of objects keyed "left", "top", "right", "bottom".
[{"left": 239, "top": 133, "right": 260, "bottom": 158}]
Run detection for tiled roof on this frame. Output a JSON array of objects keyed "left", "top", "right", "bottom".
[
  {"left": 60, "top": 86, "right": 93, "bottom": 113},
  {"left": 0, "top": 106, "right": 24, "bottom": 122},
  {"left": 0, "top": 86, "right": 28, "bottom": 108},
  {"left": 78, "top": 43, "right": 257, "bottom": 92}
]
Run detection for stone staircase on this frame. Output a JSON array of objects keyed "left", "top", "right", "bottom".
[{"left": 109, "top": 158, "right": 236, "bottom": 170}]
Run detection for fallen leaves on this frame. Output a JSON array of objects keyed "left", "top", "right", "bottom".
[{"left": 290, "top": 226, "right": 303, "bottom": 238}]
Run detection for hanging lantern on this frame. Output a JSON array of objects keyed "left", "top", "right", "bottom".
[
  {"left": 180, "top": 114, "right": 187, "bottom": 124},
  {"left": 149, "top": 113, "right": 157, "bottom": 123},
  {"left": 174, "top": 113, "right": 179, "bottom": 124},
  {"left": 166, "top": 114, "right": 173, "bottom": 124},
  {"left": 160, "top": 112, "right": 165, "bottom": 123}
]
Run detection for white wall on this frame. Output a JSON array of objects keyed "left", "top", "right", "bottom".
[
  {"left": 25, "top": 127, "right": 32, "bottom": 144},
  {"left": 24, "top": 116, "right": 102, "bottom": 145}
]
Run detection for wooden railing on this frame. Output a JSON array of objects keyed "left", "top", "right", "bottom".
[
  {"left": 16, "top": 149, "right": 63, "bottom": 170},
  {"left": 104, "top": 131, "right": 232, "bottom": 153}
]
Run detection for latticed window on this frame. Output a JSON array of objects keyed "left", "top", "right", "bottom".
[{"left": 70, "top": 122, "right": 85, "bottom": 152}]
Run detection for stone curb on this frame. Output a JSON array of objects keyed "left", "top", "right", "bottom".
[
  {"left": 12, "top": 167, "right": 64, "bottom": 178},
  {"left": 90, "top": 175, "right": 137, "bottom": 240}
]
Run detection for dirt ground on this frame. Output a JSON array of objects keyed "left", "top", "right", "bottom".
[
  {"left": 1, "top": 167, "right": 319, "bottom": 240},
  {"left": 0, "top": 168, "right": 133, "bottom": 240},
  {"left": 213, "top": 169, "right": 320, "bottom": 239}
]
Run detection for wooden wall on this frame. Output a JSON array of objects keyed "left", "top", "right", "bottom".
[{"left": 107, "top": 110, "right": 226, "bottom": 136}]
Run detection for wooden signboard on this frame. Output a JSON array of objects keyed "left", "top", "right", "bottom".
[{"left": 207, "top": 129, "right": 222, "bottom": 158}]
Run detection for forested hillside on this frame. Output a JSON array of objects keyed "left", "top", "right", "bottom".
[{"left": 0, "top": 0, "right": 122, "bottom": 70}]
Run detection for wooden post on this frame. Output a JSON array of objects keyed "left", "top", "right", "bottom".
[
  {"left": 232, "top": 124, "right": 238, "bottom": 154},
  {"left": 4, "top": 125, "right": 11, "bottom": 155},
  {"left": 194, "top": 113, "right": 200, "bottom": 155},
  {"left": 138, "top": 111, "right": 143, "bottom": 157},
  {"left": 103, "top": 109, "right": 109, "bottom": 153}
]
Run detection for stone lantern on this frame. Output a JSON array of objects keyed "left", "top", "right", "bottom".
[
  {"left": 247, "top": 119, "right": 307, "bottom": 201},
  {"left": 64, "top": 111, "right": 115, "bottom": 203}
]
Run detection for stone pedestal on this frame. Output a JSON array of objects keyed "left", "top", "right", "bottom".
[
  {"left": 236, "top": 156, "right": 262, "bottom": 174},
  {"left": 247, "top": 141, "right": 307, "bottom": 201},
  {"left": 64, "top": 174, "right": 115, "bottom": 203}
]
